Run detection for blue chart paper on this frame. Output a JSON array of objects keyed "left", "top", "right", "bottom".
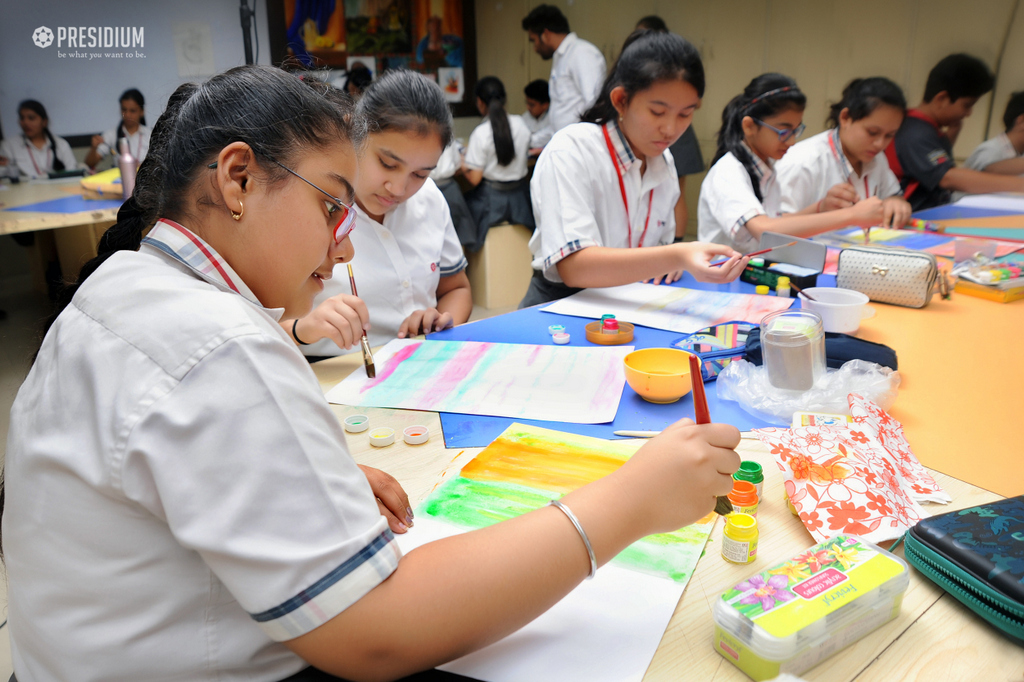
[
  {"left": 432, "top": 274, "right": 789, "bottom": 448},
  {"left": 4, "top": 195, "right": 124, "bottom": 213},
  {"left": 912, "top": 205, "right": 1022, "bottom": 221}
]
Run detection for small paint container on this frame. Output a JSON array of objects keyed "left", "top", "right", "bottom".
[
  {"left": 553, "top": 332, "right": 571, "bottom": 345},
  {"left": 368, "top": 427, "right": 396, "bottom": 447},
  {"left": 727, "top": 480, "right": 759, "bottom": 518},
  {"left": 548, "top": 324, "right": 566, "bottom": 335},
  {"left": 755, "top": 285, "right": 770, "bottom": 295},
  {"left": 734, "top": 461, "right": 764, "bottom": 500},
  {"left": 403, "top": 425, "right": 429, "bottom": 445},
  {"left": 344, "top": 414, "right": 369, "bottom": 433},
  {"left": 713, "top": 535, "right": 909, "bottom": 681},
  {"left": 721, "top": 513, "right": 758, "bottom": 564},
  {"left": 602, "top": 318, "right": 620, "bottom": 334}
]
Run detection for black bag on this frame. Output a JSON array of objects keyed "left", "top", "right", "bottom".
[{"left": 744, "top": 328, "right": 898, "bottom": 370}]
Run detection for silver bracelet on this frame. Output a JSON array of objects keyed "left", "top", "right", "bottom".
[{"left": 548, "top": 499, "right": 597, "bottom": 580}]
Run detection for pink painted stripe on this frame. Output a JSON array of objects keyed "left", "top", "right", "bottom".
[{"left": 161, "top": 219, "right": 240, "bottom": 293}]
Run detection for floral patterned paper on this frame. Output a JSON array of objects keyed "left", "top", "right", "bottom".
[{"left": 756, "top": 395, "right": 941, "bottom": 543}]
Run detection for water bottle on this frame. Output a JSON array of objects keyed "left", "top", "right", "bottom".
[{"left": 118, "top": 138, "right": 136, "bottom": 199}]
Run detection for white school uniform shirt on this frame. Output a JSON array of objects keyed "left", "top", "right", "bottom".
[
  {"left": 523, "top": 109, "right": 554, "bottom": 148},
  {"left": 464, "top": 113, "right": 532, "bottom": 182},
  {"left": 529, "top": 120, "right": 678, "bottom": 282},
  {"left": 776, "top": 128, "right": 901, "bottom": 214},
  {"left": 430, "top": 140, "right": 464, "bottom": 182},
  {"left": 95, "top": 123, "right": 151, "bottom": 163},
  {"left": 4, "top": 219, "right": 400, "bottom": 681},
  {"left": 697, "top": 144, "right": 781, "bottom": 254},
  {"left": 0, "top": 133, "right": 79, "bottom": 179},
  {"left": 548, "top": 33, "right": 607, "bottom": 133},
  {"left": 303, "top": 178, "right": 469, "bottom": 356},
  {"left": 964, "top": 132, "right": 1021, "bottom": 171}
]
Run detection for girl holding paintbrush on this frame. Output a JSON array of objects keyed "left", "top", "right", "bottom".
[
  {"left": 699, "top": 74, "right": 888, "bottom": 254},
  {"left": 776, "top": 77, "right": 912, "bottom": 230},
  {"left": 282, "top": 70, "right": 472, "bottom": 357}
]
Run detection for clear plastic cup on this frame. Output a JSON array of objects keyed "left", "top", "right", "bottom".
[{"left": 760, "top": 310, "right": 825, "bottom": 391}]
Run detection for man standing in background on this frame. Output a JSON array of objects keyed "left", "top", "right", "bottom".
[{"left": 521, "top": 5, "right": 606, "bottom": 133}]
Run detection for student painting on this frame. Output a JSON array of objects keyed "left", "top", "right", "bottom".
[
  {"left": 886, "top": 53, "right": 1024, "bottom": 211},
  {"left": 2, "top": 63, "right": 743, "bottom": 679},
  {"left": 777, "top": 77, "right": 912, "bottom": 229},
  {"left": 523, "top": 78, "right": 553, "bottom": 149},
  {"left": 698, "top": 74, "right": 885, "bottom": 254},
  {"left": 521, "top": 4, "right": 607, "bottom": 133},
  {"left": 0, "top": 100, "right": 79, "bottom": 179},
  {"left": 463, "top": 76, "right": 536, "bottom": 241},
  {"left": 284, "top": 70, "right": 472, "bottom": 356},
  {"left": 84, "top": 88, "right": 150, "bottom": 168},
  {"left": 964, "top": 90, "right": 1024, "bottom": 175},
  {"left": 522, "top": 31, "right": 748, "bottom": 308}
]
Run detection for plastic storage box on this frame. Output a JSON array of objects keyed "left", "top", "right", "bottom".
[{"left": 713, "top": 535, "right": 909, "bottom": 680}]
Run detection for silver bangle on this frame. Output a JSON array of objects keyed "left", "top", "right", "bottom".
[{"left": 549, "top": 499, "right": 597, "bottom": 580}]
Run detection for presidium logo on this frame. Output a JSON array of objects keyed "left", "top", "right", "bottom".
[{"left": 32, "top": 24, "right": 146, "bottom": 60}]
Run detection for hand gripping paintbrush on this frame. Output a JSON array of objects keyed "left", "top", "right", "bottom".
[
  {"left": 687, "top": 353, "right": 734, "bottom": 516},
  {"left": 346, "top": 263, "right": 375, "bottom": 378}
]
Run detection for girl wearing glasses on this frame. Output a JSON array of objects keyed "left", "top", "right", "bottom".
[
  {"left": 284, "top": 70, "right": 472, "bottom": 356},
  {"left": 698, "top": 74, "right": 886, "bottom": 253},
  {"left": 776, "top": 77, "right": 911, "bottom": 229},
  {"left": 521, "top": 31, "right": 748, "bottom": 308},
  {"left": 4, "top": 64, "right": 742, "bottom": 681}
]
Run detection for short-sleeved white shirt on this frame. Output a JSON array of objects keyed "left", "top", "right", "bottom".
[
  {"left": 303, "top": 178, "right": 469, "bottom": 356},
  {"left": 528, "top": 121, "right": 677, "bottom": 282},
  {"left": 548, "top": 33, "right": 607, "bottom": 133},
  {"left": 964, "top": 132, "right": 1021, "bottom": 171},
  {"left": 430, "top": 140, "right": 464, "bottom": 182},
  {"left": 0, "top": 133, "right": 80, "bottom": 179},
  {"left": 4, "top": 219, "right": 400, "bottom": 680},
  {"left": 697, "top": 146, "right": 781, "bottom": 254},
  {"left": 464, "top": 114, "right": 532, "bottom": 182},
  {"left": 776, "top": 128, "right": 901, "bottom": 214},
  {"left": 95, "top": 123, "right": 151, "bottom": 163}
]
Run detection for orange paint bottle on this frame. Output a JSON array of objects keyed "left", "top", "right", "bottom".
[{"left": 728, "top": 480, "right": 759, "bottom": 518}]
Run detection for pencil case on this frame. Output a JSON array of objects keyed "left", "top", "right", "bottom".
[
  {"left": 743, "top": 328, "right": 899, "bottom": 370},
  {"left": 670, "top": 321, "right": 755, "bottom": 382},
  {"left": 903, "top": 495, "right": 1024, "bottom": 645},
  {"left": 836, "top": 246, "right": 938, "bottom": 308},
  {"left": 713, "top": 535, "right": 909, "bottom": 681}
]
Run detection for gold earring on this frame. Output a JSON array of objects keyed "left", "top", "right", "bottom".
[{"left": 231, "top": 201, "right": 244, "bottom": 221}]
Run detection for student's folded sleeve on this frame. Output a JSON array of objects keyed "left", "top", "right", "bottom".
[{"left": 122, "top": 334, "right": 400, "bottom": 642}]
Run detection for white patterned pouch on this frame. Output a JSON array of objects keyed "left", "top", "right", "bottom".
[{"left": 836, "top": 246, "right": 938, "bottom": 308}]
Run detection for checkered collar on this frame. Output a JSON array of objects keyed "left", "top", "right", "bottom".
[
  {"left": 604, "top": 120, "right": 641, "bottom": 172},
  {"left": 740, "top": 141, "right": 775, "bottom": 182},
  {"left": 142, "top": 219, "right": 267, "bottom": 312}
]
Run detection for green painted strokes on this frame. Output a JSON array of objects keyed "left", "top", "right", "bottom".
[{"left": 420, "top": 476, "right": 552, "bottom": 529}]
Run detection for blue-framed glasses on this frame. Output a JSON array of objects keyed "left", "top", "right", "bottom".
[
  {"left": 207, "top": 160, "right": 356, "bottom": 244},
  {"left": 754, "top": 119, "right": 806, "bottom": 143}
]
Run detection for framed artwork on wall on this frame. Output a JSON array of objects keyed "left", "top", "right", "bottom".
[{"left": 267, "top": 0, "right": 478, "bottom": 116}]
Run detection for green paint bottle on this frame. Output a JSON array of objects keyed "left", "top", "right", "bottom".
[{"left": 733, "top": 461, "right": 764, "bottom": 500}]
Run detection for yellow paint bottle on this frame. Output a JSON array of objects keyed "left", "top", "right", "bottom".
[{"left": 721, "top": 513, "right": 758, "bottom": 564}]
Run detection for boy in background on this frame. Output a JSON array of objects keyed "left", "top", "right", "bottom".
[
  {"left": 523, "top": 79, "right": 553, "bottom": 151},
  {"left": 886, "top": 53, "right": 1024, "bottom": 210},
  {"left": 965, "top": 90, "right": 1024, "bottom": 175}
]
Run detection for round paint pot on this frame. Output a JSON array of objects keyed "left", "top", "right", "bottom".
[
  {"left": 344, "top": 414, "right": 370, "bottom": 433},
  {"left": 548, "top": 324, "right": 566, "bottom": 335},
  {"left": 403, "top": 425, "right": 430, "bottom": 445},
  {"left": 553, "top": 332, "right": 571, "bottom": 345},
  {"left": 368, "top": 427, "right": 396, "bottom": 447}
]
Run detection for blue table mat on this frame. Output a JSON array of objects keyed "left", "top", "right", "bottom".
[
  {"left": 912, "top": 205, "right": 1023, "bottom": 221},
  {"left": 4, "top": 195, "right": 124, "bottom": 213},
  {"left": 431, "top": 273, "right": 836, "bottom": 448}
]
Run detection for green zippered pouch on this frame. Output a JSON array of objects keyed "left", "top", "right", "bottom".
[{"left": 903, "top": 495, "right": 1024, "bottom": 645}]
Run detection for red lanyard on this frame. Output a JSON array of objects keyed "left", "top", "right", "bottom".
[
  {"left": 24, "top": 139, "right": 51, "bottom": 176},
  {"left": 602, "top": 125, "right": 654, "bottom": 248},
  {"left": 827, "top": 129, "right": 871, "bottom": 199}
]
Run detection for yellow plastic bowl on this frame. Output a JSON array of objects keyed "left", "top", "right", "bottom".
[{"left": 623, "top": 348, "right": 695, "bottom": 404}]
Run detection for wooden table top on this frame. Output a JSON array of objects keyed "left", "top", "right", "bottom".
[
  {"left": 0, "top": 179, "right": 119, "bottom": 235},
  {"left": 311, "top": 351, "right": 1024, "bottom": 682}
]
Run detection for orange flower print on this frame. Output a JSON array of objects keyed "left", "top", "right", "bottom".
[
  {"left": 789, "top": 454, "right": 812, "bottom": 480},
  {"left": 826, "top": 501, "right": 872, "bottom": 535},
  {"left": 799, "top": 510, "right": 823, "bottom": 533},
  {"left": 795, "top": 549, "right": 831, "bottom": 573},
  {"left": 849, "top": 430, "right": 870, "bottom": 444},
  {"left": 865, "top": 491, "right": 892, "bottom": 515}
]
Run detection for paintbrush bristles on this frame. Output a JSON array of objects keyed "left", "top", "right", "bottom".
[
  {"left": 361, "top": 337, "right": 375, "bottom": 378},
  {"left": 715, "top": 496, "right": 735, "bottom": 516}
]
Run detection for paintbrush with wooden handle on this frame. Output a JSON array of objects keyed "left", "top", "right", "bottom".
[
  {"left": 687, "top": 353, "right": 735, "bottom": 516},
  {"left": 347, "top": 263, "right": 376, "bottom": 378}
]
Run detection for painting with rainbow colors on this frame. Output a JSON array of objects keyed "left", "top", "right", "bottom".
[
  {"left": 325, "top": 339, "right": 632, "bottom": 424},
  {"left": 419, "top": 423, "right": 717, "bottom": 584}
]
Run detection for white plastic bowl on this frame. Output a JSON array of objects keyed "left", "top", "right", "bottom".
[{"left": 799, "top": 287, "right": 875, "bottom": 333}]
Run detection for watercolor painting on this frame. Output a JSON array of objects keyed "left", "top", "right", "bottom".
[
  {"left": 419, "top": 423, "right": 718, "bottom": 583},
  {"left": 924, "top": 238, "right": 1024, "bottom": 258},
  {"left": 324, "top": 339, "right": 633, "bottom": 424},
  {"left": 541, "top": 282, "right": 795, "bottom": 334}
]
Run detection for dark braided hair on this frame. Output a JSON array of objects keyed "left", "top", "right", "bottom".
[
  {"left": 18, "top": 100, "right": 65, "bottom": 172},
  {"left": 712, "top": 73, "right": 806, "bottom": 202},
  {"left": 114, "top": 88, "right": 147, "bottom": 152},
  {"left": 42, "top": 65, "right": 357, "bottom": 339}
]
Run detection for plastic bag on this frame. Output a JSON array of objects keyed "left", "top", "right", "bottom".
[{"left": 717, "top": 359, "right": 900, "bottom": 426}]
